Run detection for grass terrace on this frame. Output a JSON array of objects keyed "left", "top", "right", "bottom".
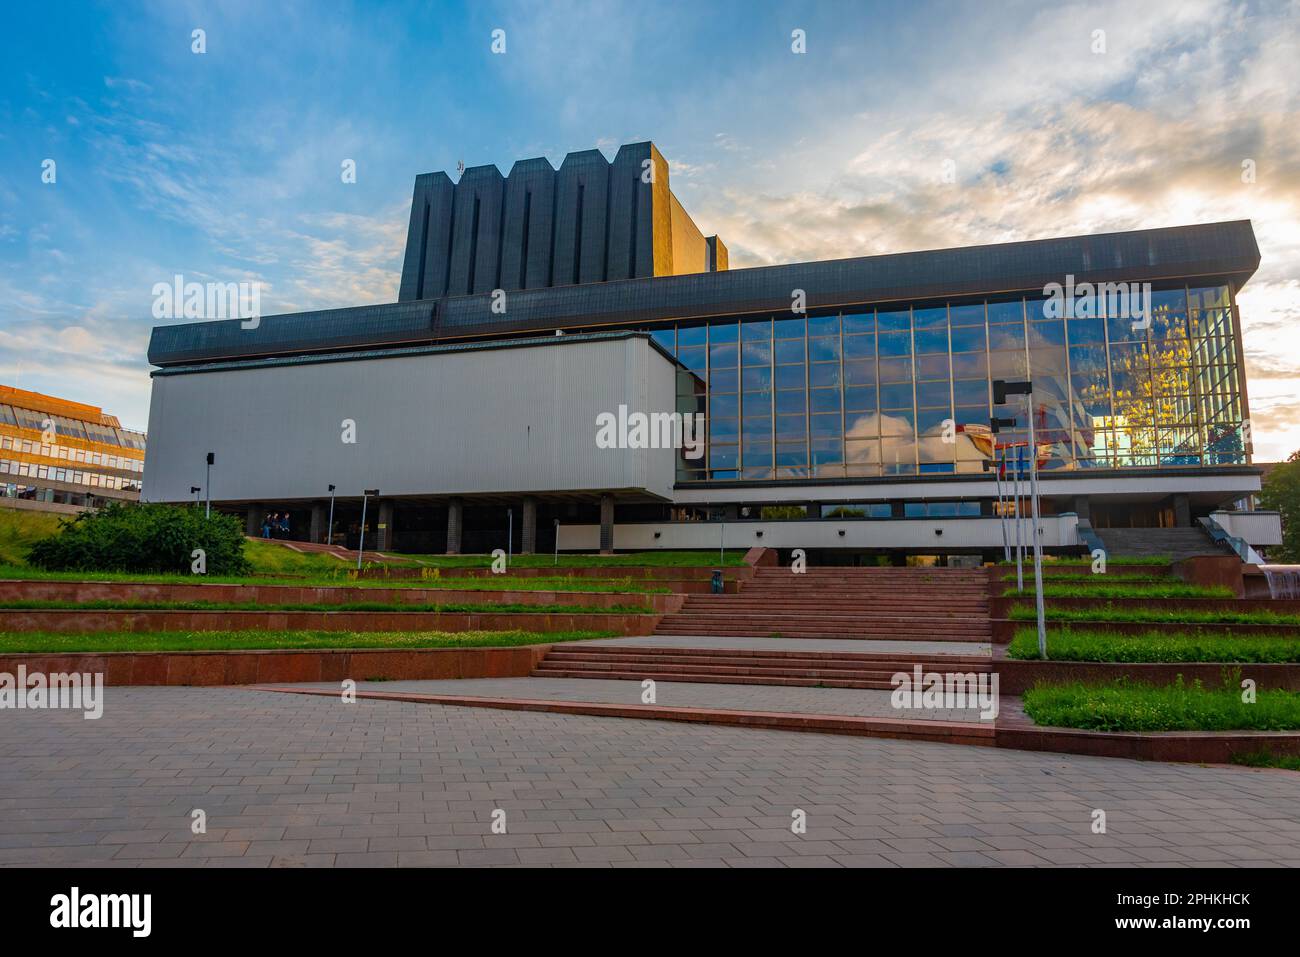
[
  {"left": 1008, "top": 626, "right": 1300, "bottom": 663},
  {"left": 0, "top": 629, "right": 615, "bottom": 654},
  {"left": 1022, "top": 678, "right": 1300, "bottom": 732},
  {"left": 1008, "top": 605, "right": 1300, "bottom": 626},
  {"left": 997, "top": 555, "right": 1172, "bottom": 566},
  {"left": 0, "top": 598, "right": 655, "bottom": 614},
  {"left": 1002, "top": 582, "right": 1234, "bottom": 599}
]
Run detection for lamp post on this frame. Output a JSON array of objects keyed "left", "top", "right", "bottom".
[
  {"left": 553, "top": 518, "right": 560, "bottom": 566},
  {"left": 204, "top": 452, "right": 214, "bottom": 519},
  {"left": 326, "top": 484, "right": 336, "bottom": 546},
  {"left": 190, "top": 485, "right": 201, "bottom": 507},
  {"left": 990, "top": 416, "right": 1017, "bottom": 563},
  {"left": 995, "top": 379, "right": 1046, "bottom": 659},
  {"left": 357, "top": 489, "right": 379, "bottom": 571},
  {"left": 507, "top": 508, "right": 513, "bottom": 571}
]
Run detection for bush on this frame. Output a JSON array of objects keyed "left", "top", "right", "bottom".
[{"left": 26, "top": 502, "right": 251, "bottom": 575}]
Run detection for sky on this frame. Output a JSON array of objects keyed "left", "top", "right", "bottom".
[{"left": 0, "top": 0, "right": 1297, "bottom": 457}]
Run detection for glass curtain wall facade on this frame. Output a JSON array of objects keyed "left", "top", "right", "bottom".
[{"left": 645, "top": 283, "right": 1246, "bottom": 482}]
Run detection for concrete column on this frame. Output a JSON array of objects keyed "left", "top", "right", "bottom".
[
  {"left": 599, "top": 494, "right": 615, "bottom": 555},
  {"left": 245, "top": 504, "right": 261, "bottom": 537},
  {"left": 376, "top": 500, "right": 395, "bottom": 551},
  {"left": 446, "top": 497, "right": 462, "bottom": 555},
  {"left": 310, "top": 503, "right": 326, "bottom": 543},
  {"left": 1173, "top": 493, "right": 1191, "bottom": 527},
  {"left": 521, "top": 496, "right": 537, "bottom": 554}
]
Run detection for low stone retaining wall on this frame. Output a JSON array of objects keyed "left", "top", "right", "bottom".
[
  {"left": 0, "top": 579, "right": 684, "bottom": 614},
  {"left": 992, "top": 651, "right": 1300, "bottom": 693},
  {"left": 989, "top": 595, "right": 1300, "bottom": 618},
  {"left": 0, "top": 645, "right": 550, "bottom": 687},
  {"left": 995, "top": 697, "right": 1300, "bottom": 763},
  {"left": 992, "top": 617, "right": 1300, "bottom": 644},
  {"left": 0, "top": 609, "right": 659, "bottom": 635}
]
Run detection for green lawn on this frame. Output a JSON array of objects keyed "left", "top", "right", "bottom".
[
  {"left": 1008, "top": 604, "right": 1300, "bottom": 625},
  {"left": 1231, "top": 751, "right": 1300, "bottom": 771},
  {"left": 0, "top": 508, "right": 64, "bottom": 566},
  {"left": 403, "top": 550, "right": 748, "bottom": 568},
  {"left": 1008, "top": 626, "right": 1300, "bottom": 663},
  {"left": 1023, "top": 678, "right": 1300, "bottom": 731},
  {"left": 0, "top": 628, "right": 615, "bottom": 653},
  {"left": 998, "top": 555, "right": 1171, "bottom": 566},
  {"left": 0, "top": 598, "right": 653, "bottom": 614},
  {"left": 1003, "top": 582, "right": 1234, "bottom": 599}
]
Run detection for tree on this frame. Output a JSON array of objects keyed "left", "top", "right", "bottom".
[{"left": 1259, "top": 450, "right": 1300, "bottom": 563}]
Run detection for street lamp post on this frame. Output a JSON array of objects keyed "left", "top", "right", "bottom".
[
  {"left": 204, "top": 452, "right": 214, "bottom": 519},
  {"left": 995, "top": 380, "right": 1047, "bottom": 658},
  {"left": 990, "top": 416, "right": 1017, "bottom": 564},
  {"left": 553, "top": 518, "right": 560, "bottom": 567},
  {"left": 357, "top": 489, "right": 379, "bottom": 571},
  {"left": 326, "top": 484, "right": 336, "bottom": 546},
  {"left": 190, "top": 485, "right": 201, "bottom": 507}
]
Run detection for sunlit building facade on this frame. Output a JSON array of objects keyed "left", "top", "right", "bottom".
[{"left": 0, "top": 385, "right": 146, "bottom": 512}]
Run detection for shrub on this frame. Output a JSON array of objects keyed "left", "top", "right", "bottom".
[{"left": 26, "top": 502, "right": 251, "bottom": 575}]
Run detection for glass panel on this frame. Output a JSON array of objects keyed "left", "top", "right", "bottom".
[
  {"left": 844, "top": 386, "right": 877, "bottom": 411},
  {"left": 774, "top": 316, "right": 806, "bottom": 338},
  {"left": 878, "top": 332, "right": 912, "bottom": 356},
  {"left": 774, "top": 364, "right": 805, "bottom": 390},
  {"left": 950, "top": 325, "right": 986, "bottom": 352},
  {"left": 741, "top": 318, "right": 772, "bottom": 341},
  {"left": 774, "top": 339, "right": 806, "bottom": 364},
  {"left": 877, "top": 309, "right": 910, "bottom": 332},
  {"left": 843, "top": 334, "right": 875, "bottom": 358},
  {"left": 842, "top": 312, "right": 874, "bottom": 334},
  {"left": 809, "top": 313, "right": 840, "bottom": 337},
  {"left": 809, "top": 337, "right": 841, "bottom": 362},
  {"left": 810, "top": 363, "right": 841, "bottom": 389}
]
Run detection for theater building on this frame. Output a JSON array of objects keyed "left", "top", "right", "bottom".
[
  {"left": 141, "top": 142, "right": 1281, "bottom": 561},
  {"left": 0, "top": 385, "right": 146, "bottom": 514}
]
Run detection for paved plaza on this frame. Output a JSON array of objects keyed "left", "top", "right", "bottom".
[{"left": 2, "top": 685, "right": 1299, "bottom": 867}]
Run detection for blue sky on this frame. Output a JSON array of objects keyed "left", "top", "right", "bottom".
[{"left": 1, "top": 0, "right": 1298, "bottom": 455}]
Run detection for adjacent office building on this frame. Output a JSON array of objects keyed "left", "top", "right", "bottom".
[
  {"left": 0, "top": 385, "right": 146, "bottom": 513},
  {"left": 141, "top": 141, "right": 1280, "bottom": 559}
]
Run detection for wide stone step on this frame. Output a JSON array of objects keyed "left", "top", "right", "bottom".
[
  {"left": 549, "top": 646, "right": 992, "bottom": 666},
  {"left": 536, "top": 658, "right": 990, "bottom": 681},
  {"left": 652, "top": 627, "right": 989, "bottom": 642},
  {"left": 530, "top": 667, "right": 909, "bottom": 690}
]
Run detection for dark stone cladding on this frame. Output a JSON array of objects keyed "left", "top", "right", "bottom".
[
  {"left": 397, "top": 143, "right": 669, "bottom": 301},
  {"left": 148, "top": 219, "right": 1260, "bottom": 367}
]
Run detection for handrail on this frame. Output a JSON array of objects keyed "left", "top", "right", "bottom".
[{"left": 1199, "top": 515, "right": 1263, "bottom": 565}]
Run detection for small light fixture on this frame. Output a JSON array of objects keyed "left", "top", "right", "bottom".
[
  {"left": 756, "top": 530, "right": 763, "bottom": 538},
  {"left": 837, "top": 529, "right": 846, "bottom": 537},
  {"left": 934, "top": 528, "right": 943, "bottom": 536},
  {"left": 653, "top": 531, "right": 661, "bottom": 539}
]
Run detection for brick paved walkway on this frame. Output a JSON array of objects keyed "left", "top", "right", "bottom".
[{"left": 2, "top": 686, "right": 1298, "bottom": 867}]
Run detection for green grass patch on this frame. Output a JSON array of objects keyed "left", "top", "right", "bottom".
[
  {"left": 1008, "top": 626, "right": 1300, "bottom": 663},
  {"left": 998, "top": 555, "right": 1171, "bottom": 566},
  {"left": 404, "top": 550, "right": 748, "bottom": 568},
  {"left": 1022, "top": 677, "right": 1300, "bottom": 731},
  {"left": 1001, "top": 573, "right": 1172, "bottom": 584},
  {"left": 0, "top": 629, "right": 615, "bottom": 653},
  {"left": 1003, "top": 582, "right": 1233, "bottom": 599},
  {"left": 1231, "top": 751, "right": 1300, "bottom": 771},
  {"left": 1008, "top": 604, "right": 1300, "bottom": 625},
  {"left": 0, "top": 598, "right": 653, "bottom": 615},
  {"left": 0, "top": 509, "right": 64, "bottom": 566}
]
